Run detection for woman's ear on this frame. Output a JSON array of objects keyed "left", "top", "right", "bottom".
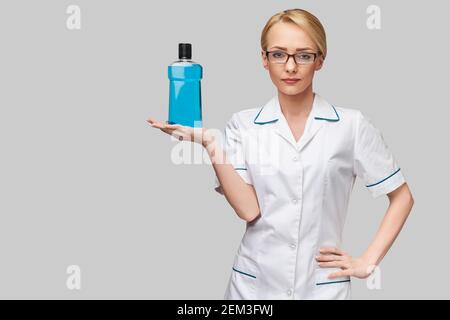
[
  {"left": 314, "top": 55, "right": 324, "bottom": 71},
  {"left": 261, "top": 50, "right": 269, "bottom": 70}
]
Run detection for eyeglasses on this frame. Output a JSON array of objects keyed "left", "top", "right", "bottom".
[{"left": 265, "top": 50, "right": 319, "bottom": 65}]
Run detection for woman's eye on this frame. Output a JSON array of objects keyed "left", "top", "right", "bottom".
[
  {"left": 298, "top": 54, "right": 312, "bottom": 60},
  {"left": 273, "top": 52, "right": 285, "bottom": 58}
]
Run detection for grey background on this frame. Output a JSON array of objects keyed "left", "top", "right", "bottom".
[{"left": 0, "top": 0, "right": 447, "bottom": 299}]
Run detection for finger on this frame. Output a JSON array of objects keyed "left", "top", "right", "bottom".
[
  {"left": 166, "top": 128, "right": 186, "bottom": 140},
  {"left": 315, "top": 254, "right": 343, "bottom": 262},
  {"left": 155, "top": 123, "right": 167, "bottom": 129},
  {"left": 147, "top": 118, "right": 163, "bottom": 127},
  {"left": 317, "top": 261, "right": 348, "bottom": 269},
  {"left": 156, "top": 122, "right": 176, "bottom": 130},
  {"left": 328, "top": 269, "right": 352, "bottom": 279},
  {"left": 319, "top": 247, "right": 342, "bottom": 255},
  {"left": 164, "top": 122, "right": 182, "bottom": 128},
  {"left": 150, "top": 121, "right": 165, "bottom": 129},
  {"left": 319, "top": 247, "right": 345, "bottom": 256},
  {"left": 160, "top": 127, "right": 175, "bottom": 135},
  {"left": 146, "top": 119, "right": 157, "bottom": 127}
]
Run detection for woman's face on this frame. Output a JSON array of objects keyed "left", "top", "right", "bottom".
[{"left": 262, "top": 22, "right": 324, "bottom": 96}]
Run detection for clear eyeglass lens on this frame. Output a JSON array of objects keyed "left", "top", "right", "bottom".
[
  {"left": 269, "top": 51, "right": 286, "bottom": 62},
  {"left": 295, "top": 53, "right": 315, "bottom": 63}
]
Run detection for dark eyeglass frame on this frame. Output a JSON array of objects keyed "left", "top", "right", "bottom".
[{"left": 265, "top": 50, "right": 320, "bottom": 64}]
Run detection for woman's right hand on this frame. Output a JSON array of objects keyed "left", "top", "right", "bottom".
[
  {"left": 147, "top": 118, "right": 260, "bottom": 222},
  {"left": 146, "top": 118, "right": 215, "bottom": 147}
]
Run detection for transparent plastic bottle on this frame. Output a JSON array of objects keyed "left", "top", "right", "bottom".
[{"left": 167, "top": 43, "right": 203, "bottom": 128}]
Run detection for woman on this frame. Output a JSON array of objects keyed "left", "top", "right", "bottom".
[{"left": 147, "top": 8, "right": 414, "bottom": 300}]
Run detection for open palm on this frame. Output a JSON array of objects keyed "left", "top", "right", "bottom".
[{"left": 146, "top": 118, "right": 213, "bottom": 146}]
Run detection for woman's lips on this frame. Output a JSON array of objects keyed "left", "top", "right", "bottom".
[{"left": 282, "top": 79, "right": 300, "bottom": 85}]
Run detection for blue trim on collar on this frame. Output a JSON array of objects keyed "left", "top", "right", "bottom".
[
  {"left": 254, "top": 104, "right": 340, "bottom": 124},
  {"left": 314, "top": 105, "right": 340, "bottom": 122},
  {"left": 253, "top": 106, "right": 279, "bottom": 125}
]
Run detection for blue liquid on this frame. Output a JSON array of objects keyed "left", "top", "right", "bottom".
[{"left": 168, "top": 63, "right": 203, "bottom": 128}]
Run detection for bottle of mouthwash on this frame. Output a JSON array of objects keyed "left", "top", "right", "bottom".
[{"left": 167, "top": 43, "right": 203, "bottom": 128}]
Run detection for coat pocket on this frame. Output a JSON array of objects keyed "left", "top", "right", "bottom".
[
  {"left": 314, "top": 267, "right": 351, "bottom": 300},
  {"left": 225, "top": 254, "right": 258, "bottom": 300}
]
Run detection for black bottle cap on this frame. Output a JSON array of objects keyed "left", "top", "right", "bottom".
[{"left": 178, "top": 43, "right": 192, "bottom": 60}]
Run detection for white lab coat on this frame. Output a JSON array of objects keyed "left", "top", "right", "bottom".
[{"left": 214, "top": 93, "right": 406, "bottom": 300}]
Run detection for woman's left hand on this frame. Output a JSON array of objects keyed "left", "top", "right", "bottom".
[{"left": 315, "top": 247, "right": 376, "bottom": 280}]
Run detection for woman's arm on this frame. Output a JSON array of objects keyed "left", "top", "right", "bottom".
[
  {"left": 360, "top": 183, "right": 414, "bottom": 266},
  {"left": 147, "top": 118, "right": 260, "bottom": 222},
  {"left": 316, "top": 182, "right": 414, "bottom": 279},
  {"left": 202, "top": 135, "right": 260, "bottom": 223}
]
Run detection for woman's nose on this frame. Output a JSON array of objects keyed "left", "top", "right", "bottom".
[{"left": 284, "top": 56, "right": 297, "bottom": 72}]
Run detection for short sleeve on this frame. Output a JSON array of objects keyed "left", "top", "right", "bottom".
[
  {"left": 214, "top": 113, "right": 253, "bottom": 195},
  {"left": 353, "top": 111, "right": 406, "bottom": 198}
]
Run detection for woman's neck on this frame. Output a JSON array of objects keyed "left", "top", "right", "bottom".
[{"left": 277, "top": 85, "right": 315, "bottom": 119}]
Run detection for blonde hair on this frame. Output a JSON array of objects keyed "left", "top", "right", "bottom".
[{"left": 260, "top": 8, "right": 327, "bottom": 59}]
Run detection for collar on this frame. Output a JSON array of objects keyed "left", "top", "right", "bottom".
[
  {"left": 253, "top": 93, "right": 340, "bottom": 124},
  {"left": 253, "top": 93, "right": 340, "bottom": 151}
]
